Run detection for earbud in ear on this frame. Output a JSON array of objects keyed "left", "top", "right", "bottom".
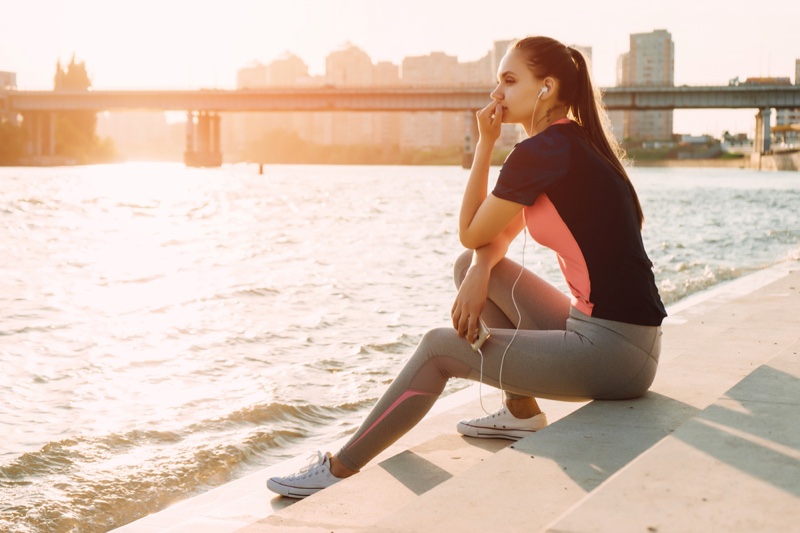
[{"left": 539, "top": 86, "right": 549, "bottom": 96}]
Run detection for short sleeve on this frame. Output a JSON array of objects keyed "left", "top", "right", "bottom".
[{"left": 491, "top": 129, "right": 570, "bottom": 206}]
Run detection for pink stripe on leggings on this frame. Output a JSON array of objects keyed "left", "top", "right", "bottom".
[{"left": 344, "top": 389, "right": 433, "bottom": 450}]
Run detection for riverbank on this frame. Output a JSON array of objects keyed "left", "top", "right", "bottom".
[
  {"left": 630, "top": 157, "right": 748, "bottom": 169},
  {"left": 117, "top": 259, "right": 800, "bottom": 532},
  {"left": 2, "top": 163, "right": 797, "bottom": 532}
]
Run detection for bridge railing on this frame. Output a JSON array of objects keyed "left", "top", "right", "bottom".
[{"left": 5, "top": 85, "right": 800, "bottom": 113}]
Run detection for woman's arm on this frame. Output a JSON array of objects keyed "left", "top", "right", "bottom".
[
  {"left": 452, "top": 212, "right": 525, "bottom": 341},
  {"left": 458, "top": 102, "right": 524, "bottom": 250}
]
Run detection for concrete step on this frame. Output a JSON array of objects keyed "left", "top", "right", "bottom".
[
  {"left": 240, "top": 395, "right": 588, "bottom": 532},
  {"left": 546, "top": 347, "right": 800, "bottom": 533},
  {"left": 116, "top": 262, "right": 799, "bottom": 532},
  {"left": 116, "top": 384, "right": 586, "bottom": 532},
  {"left": 361, "top": 266, "right": 799, "bottom": 532}
]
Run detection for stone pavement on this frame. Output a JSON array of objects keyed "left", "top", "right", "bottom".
[{"left": 116, "top": 261, "right": 800, "bottom": 532}]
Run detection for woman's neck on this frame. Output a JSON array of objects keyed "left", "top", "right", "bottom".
[{"left": 526, "top": 105, "right": 568, "bottom": 137}]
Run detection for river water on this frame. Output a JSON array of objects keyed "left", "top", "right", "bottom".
[{"left": 1, "top": 163, "right": 798, "bottom": 531}]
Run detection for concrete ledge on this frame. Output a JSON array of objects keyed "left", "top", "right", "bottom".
[
  {"left": 364, "top": 265, "right": 798, "bottom": 532},
  {"left": 547, "top": 347, "right": 800, "bottom": 533},
  {"left": 116, "top": 261, "right": 799, "bottom": 532}
]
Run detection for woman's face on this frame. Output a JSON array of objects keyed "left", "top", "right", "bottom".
[{"left": 490, "top": 50, "right": 543, "bottom": 125}]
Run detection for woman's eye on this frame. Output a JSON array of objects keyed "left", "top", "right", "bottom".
[{"left": 505, "top": 79, "right": 514, "bottom": 85}]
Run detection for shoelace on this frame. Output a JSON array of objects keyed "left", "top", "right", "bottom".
[
  {"left": 289, "top": 451, "right": 327, "bottom": 480},
  {"left": 480, "top": 407, "right": 507, "bottom": 422}
]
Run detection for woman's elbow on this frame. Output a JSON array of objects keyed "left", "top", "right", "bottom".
[{"left": 459, "top": 230, "right": 484, "bottom": 250}]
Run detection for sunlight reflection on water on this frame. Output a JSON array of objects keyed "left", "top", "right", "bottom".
[{"left": 0, "top": 162, "right": 798, "bottom": 531}]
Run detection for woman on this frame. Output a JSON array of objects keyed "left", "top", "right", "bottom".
[{"left": 267, "top": 36, "right": 666, "bottom": 499}]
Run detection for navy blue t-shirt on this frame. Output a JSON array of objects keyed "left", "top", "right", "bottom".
[{"left": 492, "top": 120, "right": 667, "bottom": 326}]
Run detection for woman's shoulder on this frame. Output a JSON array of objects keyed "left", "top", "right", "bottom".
[{"left": 510, "top": 122, "right": 575, "bottom": 161}]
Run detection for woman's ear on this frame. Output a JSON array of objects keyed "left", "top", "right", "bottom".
[{"left": 541, "top": 77, "right": 557, "bottom": 98}]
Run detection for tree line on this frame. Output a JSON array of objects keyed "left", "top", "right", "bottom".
[{"left": 0, "top": 55, "right": 115, "bottom": 165}]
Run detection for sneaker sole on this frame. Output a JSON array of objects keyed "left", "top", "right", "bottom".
[
  {"left": 457, "top": 422, "right": 544, "bottom": 441},
  {"left": 266, "top": 478, "right": 322, "bottom": 499}
]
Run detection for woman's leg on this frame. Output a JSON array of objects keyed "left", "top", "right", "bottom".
[
  {"left": 335, "top": 314, "right": 659, "bottom": 473},
  {"left": 453, "top": 250, "right": 570, "bottom": 408}
]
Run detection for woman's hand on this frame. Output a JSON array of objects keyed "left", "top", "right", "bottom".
[
  {"left": 476, "top": 100, "right": 504, "bottom": 146},
  {"left": 451, "top": 265, "right": 491, "bottom": 345}
]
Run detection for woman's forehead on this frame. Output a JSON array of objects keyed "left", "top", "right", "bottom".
[{"left": 497, "top": 50, "right": 530, "bottom": 78}]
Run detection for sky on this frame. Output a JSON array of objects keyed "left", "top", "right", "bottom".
[{"left": 2, "top": 0, "right": 799, "bottom": 136}]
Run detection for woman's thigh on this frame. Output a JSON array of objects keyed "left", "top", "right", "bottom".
[
  {"left": 454, "top": 250, "right": 570, "bottom": 331},
  {"left": 413, "top": 323, "right": 657, "bottom": 402}
]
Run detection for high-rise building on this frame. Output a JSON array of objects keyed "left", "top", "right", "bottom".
[
  {"left": 1, "top": 71, "right": 17, "bottom": 124},
  {"left": 616, "top": 29, "right": 675, "bottom": 142},
  {"left": 267, "top": 52, "right": 312, "bottom": 86},
  {"left": 326, "top": 43, "right": 374, "bottom": 86},
  {"left": 491, "top": 40, "right": 514, "bottom": 78},
  {"left": 372, "top": 62, "right": 402, "bottom": 146},
  {"left": 0, "top": 71, "right": 15, "bottom": 90},
  {"left": 400, "top": 52, "right": 461, "bottom": 148},
  {"left": 457, "top": 53, "right": 493, "bottom": 86},
  {"left": 236, "top": 62, "right": 267, "bottom": 89},
  {"left": 775, "top": 59, "right": 800, "bottom": 144},
  {"left": 323, "top": 43, "right": 377, "bottom": 146}
]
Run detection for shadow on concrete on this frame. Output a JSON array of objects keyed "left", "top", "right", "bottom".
[
  {"left": 508, "top": 391, "right": 699, "bottom": 492},
  {"left": 378, "top": 436, "right": 509, "bottom": 496},
  {"left": 268, "top": 493, "right": 299, "bottom": 512},
  {"left": 377, "top": 450, "right": 454, "bottom": 496},
  {"left": 675, "top": 363, "right": 800, "bottom": 497}
]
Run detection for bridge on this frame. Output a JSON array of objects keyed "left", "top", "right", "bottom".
[{"left": 3, "top": 84, "right": 799, "bottom": 166}]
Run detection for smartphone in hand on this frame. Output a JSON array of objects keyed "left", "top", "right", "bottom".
[{"left": 470, "top": 318, "right": 490, "bottom": 351}]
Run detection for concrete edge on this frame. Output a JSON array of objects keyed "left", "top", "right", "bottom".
[{"left": 115, "top": 260, "right": 799, "bottom": 531}]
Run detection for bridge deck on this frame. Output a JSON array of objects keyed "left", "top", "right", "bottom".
[{"left": 4, "top": 85, "right": 800, "bottom": 112}]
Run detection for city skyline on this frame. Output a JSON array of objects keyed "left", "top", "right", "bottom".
[{"left": 2, "top": 0, "right": 799, "bottom": 136}]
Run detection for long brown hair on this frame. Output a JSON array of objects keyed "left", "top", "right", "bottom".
[{"left": 512, "top": 36, "right": 644, "bottom": 228}]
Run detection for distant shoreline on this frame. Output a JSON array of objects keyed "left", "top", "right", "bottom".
[
  {"left": 628, "top": 158, "right": 748, "bottom": 169},
  {"left": 0, "top": 156, "right": 756, "bottom": 170}
]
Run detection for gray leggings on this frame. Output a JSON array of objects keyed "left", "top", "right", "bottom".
[{"left": 336, "top": 251, "right": 662, "bottom": 472}]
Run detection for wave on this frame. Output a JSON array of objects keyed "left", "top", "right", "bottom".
[
  {"left": 0, "top": 399, "right": 366, "bottom": 533},
  {"left": 355, "top": 333, "right": 421, "bottom": 355}
]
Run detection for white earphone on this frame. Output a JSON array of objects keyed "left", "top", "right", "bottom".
[{"left": 529, "top": 85, "right": 550, "bottom": 136}]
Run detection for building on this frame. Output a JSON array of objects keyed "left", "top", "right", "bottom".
[
  {"left": 267, "top": 52, "right": 312, "bottom": 87},
  {"left": 400, "top": 52, "right": 460, "bottom": 148},
  {"left": 774, "top": 61, "right": 800, "bottom": 145},
  {"left": 226, "top": 39, "right": 533, "bottom": 159},
  {"left": 0, "top": 70, "right": 15, "bottom": 91},
  {"left": 614, "top": 29, "right": 675, "bottom": 142},
  {"left": 323, "top": 43, "right": 377, "bottom": 146},
  {"left": 236, "top": 62, "right": 267, "bottom": 89},
  {"left": 1, "top": 71, "right": 18, "bottom": 125},
  {"left": 491, "top": 40, "right": 514, "bottom": 78},
  {"left": 398, "top": 47, "right": 510, "bottom": 150}
]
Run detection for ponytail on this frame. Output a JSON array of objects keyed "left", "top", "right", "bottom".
[
  {"left": 513, "top": 37, "right": 645, "bottom": 229},
  {"left": 567, "top": 46, "right": 644, "bottom": 228}
]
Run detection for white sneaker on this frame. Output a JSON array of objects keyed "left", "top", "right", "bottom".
[
  {"left": 267, "top": 451, "right": 342, "bottom": 499},
  {"left": 457, "top": 406, "right": 548, "bottom": 440}
]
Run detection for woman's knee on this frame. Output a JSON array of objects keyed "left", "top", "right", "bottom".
[
  {"left": 418, "top": 327, "right": 459, "bottom": 352},
  {"left": 453, "top": 249, "right": 473, "bottom": 288}
]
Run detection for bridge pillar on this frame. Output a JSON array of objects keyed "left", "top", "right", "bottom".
[
  {"left": 20, "top": 111, "right": 55, "bottom": 164},
  {"left": 752, "top": 107, "right": 774, "bottom": 169},
  {"left": 760, "top": 108, "right": 772, "bottom": 153},
  {"left": 184, "top": 111, "right": 222, "bottom": 167},
  {"left": 185, "top": 110, "right": 195, "bottom": 154},
  {"left": 754, "top": 108, "right": 773, "bottom": 155},
  {"left": 462, "top": 110, "right": 478, "bottom": 168}
]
